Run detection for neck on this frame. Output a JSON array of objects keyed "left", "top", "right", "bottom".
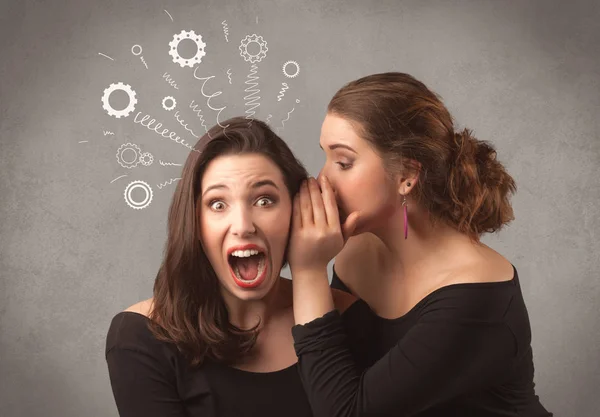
[
  {"left": 222, "top": 276, "right": 292, "bottom": 330},
  {"left": 370, "top": 206, "right": 480, "bottom": 281}
]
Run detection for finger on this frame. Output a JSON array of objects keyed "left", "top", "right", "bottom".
[
  {"left": 308, "top": 177, "right": 327, "bottom": 227},
  {"left": 319, "top": 175, "right": 340, "bottom": 228},
  {"left": 342, "top": 211, "right": 361, "bottom": 241},
  {"left": 292, "top": 193, "right": 302, "bottom": 229},
  {"left": 299, "top": 180, "right": 313, "bottom": 226}
]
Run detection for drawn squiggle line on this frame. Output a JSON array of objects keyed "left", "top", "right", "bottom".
[
  {"left": 163, "top": 72, "right": 179, "bottom": 90},
  {"left": 189, "top": 100, "right": 209, "bottom": 133},
  {"left": 266, "top": 114, "right": 273, "bottom": 124},
  {"left": 140, "top": 56, "right": 148, "bottom": 69},
  {"left": 174, "top": 111, "right": 199, "bottom": 138},
  {"left": 78, "top": 141, "right": 88, "bottom": 143},
  {"left": 157, "top": 178, "right": 181, "bottom": 189},
  {"left": 226, "top": 68, "right": 232, "bottom": 84},
  {"left": 192, "top": 68, "right": 230, "bottom": 128},
  {"left": 98, "top": 52, "right": 114, "bottom": 61},
  {"left": 221, "top": 20, "right": 229, "bottom": 42},
  {"left": 159, "top": 160, "right": 183, "bottom": 166},
  {"left": 103, "top": 130, "right": 115, "bottom": 136},
  {"left": 279, "top": 107, "right": 295, "bottom": 131},
  {"left": 244, "top": 64, "right": 260, "bottom": 121},
  {"left": 110, "top": 175, "right": 127, "bottom": 184},
  {"left": 164, "top": 9, "right": 173, "bottom": 22},
  {"left": 133, "top": 111, "right": 196, "bottom": 152},
  {"left": 277, "top": 83, "right": 289, "bottom": 101}
]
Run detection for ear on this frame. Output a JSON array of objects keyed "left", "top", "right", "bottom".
[{"left": 397, "top": 159, "right": 421, "bottom": 195}]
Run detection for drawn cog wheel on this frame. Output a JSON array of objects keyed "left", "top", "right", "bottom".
[
  {"left": 116, "top": 143, "right": 142, "bottom": 169},
  {"left": 124, "top": 180, "right": 153, "bottom": 210},
  {"left": 102, "top": 82, "right": 138, "bottom": 118},
  {"left": 239, "top": 34, "right": 268, "bottom": 63},
  {"left": 282, "top": 60, "right": 300, "bottom": 78},
  {"left": 139, "top": 152, "right": 154, "bottom": 166},
  {"left": 168, "top": 30, "right": 206, "bottom": 68},
  {"left": 162, "top": 96, "right": 176, "bottom": 111}
]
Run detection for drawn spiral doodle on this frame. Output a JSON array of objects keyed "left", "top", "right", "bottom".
[
  {"left": 116, "top": 143, "right": 142, "bottom": 168},
  {"left": 102, "top": 82, "right": 138, "bottom": 118},
  {"left": 168, "top": 30, "right": 206, "bottom": 68},
  {"left": 239, "top": 34, "right": 268, "bottom": 63},
  {"left": 124, "top": 180, "right": 153, "bottom": 210}
]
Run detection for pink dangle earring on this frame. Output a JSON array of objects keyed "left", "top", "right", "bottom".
[{"left": 403, "top": 182, "right": 411, "bottom": 240}]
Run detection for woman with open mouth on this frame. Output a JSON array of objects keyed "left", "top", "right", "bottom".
[{"left": 105, "top": 117, "right": 355, "bottom": 417}]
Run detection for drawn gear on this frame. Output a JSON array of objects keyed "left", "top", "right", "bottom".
[
  {"left": 282, "top": 60, "right": 300, "bottom": 78},
  {"left": 124, "top": 180, "right": 153, "bottom": 210},
  {"left": 168, "top": 30, "right": 206, "bottom": 68},
  {"left": 162, "top": 96, "right": 176, "bottom": 111},
  {"left": 239, "top": 34, "right": 268, "bottom": 63},
  {"left": 139, "top": 152, "right": 154, "bottom": 166},
  {"left": 102, "top": 82, "right": 138, "bottom": 118},
  {"left": 116, "top": 143, "right": 142, "bottom": 169}
]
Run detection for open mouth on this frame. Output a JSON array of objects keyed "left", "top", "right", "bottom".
[{"left": 227, "top": 248, "right": 268, "bottom": 288}]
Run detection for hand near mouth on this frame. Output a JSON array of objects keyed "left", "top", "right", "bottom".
[{"left": 288, "top": 176, "right": 360, "bottom": 274}]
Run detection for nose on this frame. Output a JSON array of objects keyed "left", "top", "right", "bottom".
[{"left": 230, "top": 205, "right": 256, "bottom": 237}]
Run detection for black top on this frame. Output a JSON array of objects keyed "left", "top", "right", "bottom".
[
  {"left": 105, "top": 312, "right": 315, "bottom": 417},
  {"left": 291, "top": 265, "right": 553, "bottom": 417}
]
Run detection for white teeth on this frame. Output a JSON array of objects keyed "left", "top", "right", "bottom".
[{"left": 230, "top": 249, "right": 261, "bottom": 257}]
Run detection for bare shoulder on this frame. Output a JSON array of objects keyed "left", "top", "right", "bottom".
[
  {"left": 331, "top": 288, "right": 358, "bottom": 314},
  {"left": 123, "top": 298, "right": 154, "bottom": 317},
  {"left": 447, "top": 247, "right": 515, "bottom": 285},
  {"left": 334, "top": 233, "right": 383, "bottom": 283}
]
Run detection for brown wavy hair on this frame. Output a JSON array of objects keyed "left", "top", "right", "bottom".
[
  {"left": 328, "top": 72, "right": 517, "bottom": 240},
  {"left": 147, "top": 117, "right": 308, "bottom": 367}
]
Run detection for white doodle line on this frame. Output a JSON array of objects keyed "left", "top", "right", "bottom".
[
  {"left": 192, "top": 68, "right": 229, "bottom": 128},
  {"left": 111, "top": 175, "right": 128, "bottom": 184},
  {"left": 222, "top": 20, "right": 229, "bottom": 42},
  {"left": 278, "top": 107, "right": 295, "bottom": 132},
  {"left": 78, "top": 140, "right": 88, "bottom": 143},
  {"left": 163, "top": 72, "right": 179, "bottom": 90},
  {"left": 159, "top": 160, "right": 183, "bottom": 166},
  {"left": 244, "top": 64, "right": 260, "bottom": 121},
  {"left": 277, "top": 82, "right": 289, "bottom": 101},
  {"left": 189, "top": 100, "right": 209, "bottom": 133},
  {"left": 103, "top": 130, "right": 115, "bottom": 136},
  {"left": 226, "top": 68, "right": 232, "bottom": 84},
  {"left": 164, "top": 9, "right": 173, "bottom": 21},
  {"left": 157, "top": 178, "right": 181, "bottom": 189},
  {"left": 98, "top": 52, "right": 114, "bottom": 61},
  {"left": 133, "top": 111, "right": 196, "bottom": 152},
  {"left": 174, "top": 111, "right": 199, "bottom": 138},
  {"left": 266, "top": 114, "right": 273, "bottom": 124}
]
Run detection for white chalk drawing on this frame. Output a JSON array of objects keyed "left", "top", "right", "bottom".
[
  {"left": 103, "top": 130, "right": 115, "bottom": 136},
  {"left": 159, "top": 160, "right": 182, "bottom": 167},
  {"left": 169, "top": 30, "right": 206, "bottom": 68},
  {"left": 131, "top": 45, "right": 148, "bottom": 69},
  {"left": 282, "top": 60, "right": 300, "bottom": 78},
  {"left": 174, "top": 110, "right": 199, "bottom": 138},
  {"left": 102, "top": 82, "right": 138, "bottom": 119},
  {"left": 296, "top": 98, "right": 300, "bottom": 103},
  {"left": 124, "top": 180, "right": 153, "bottom": 210},
  {"left": 162, "top": 96, "right": 177, "bottom": 111},
  {"left": 192, "top": 69, "right": 229, "bottom": 128},
  {"left": 116, "top": 143, "right": 143, "bottom": 169},
  {"left": 239, "top": 34, "right": 268, "bottom": 63},
  {"left": 162, "top": 72, "right": 179, "bottom": 89},
  {"left": 277, "top": 82, "right": 289, "bottom": 101},
  {"left": 244, "top": 64, "right": 260, "bottom": 121},
  {"left": 189, "top": 100, "right": 209, "bottom": 133},
  {"left": 139, "top": 152, "right": 154, "bottom": 166},
  {"left": 98, "top": 52, "right": 114, "bottom": 61},
  {"left": 78, "top": 141, "right": 88, "bottom": 143},
  {"left": 221, "top": 20, "right": 229, "bottom": 42},
  {"left": 266, "top": 114, "right": 272, "bottom": 124},
  {"left": 133, "top": 111, "right": 196, "bottom": 152},
  {"left": 277, "top": 106, "right": 295, "bottom": 132},
  {"left": 157, "top": 178, "right": 181, "bottom": 189},
  {"left": 164, "top": 9, "right": 173, "bottom": 22},
  {"left": 110, "top": 175, "right": 127, "bottom": 184},
  {"left": 226, "top": 68, "right": 232, "bottom": 84}
]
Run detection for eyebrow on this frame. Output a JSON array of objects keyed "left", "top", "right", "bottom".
[
  {"left": 319, "top": 143, "right": 357, "bottom": 154},
  {"left": 202, "top": 179, "right": 279, "bottom": 197}
]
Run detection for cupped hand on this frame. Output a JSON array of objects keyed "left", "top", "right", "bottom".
[{"left": 288, "top": 176, "right": 360, "bottom": 274}]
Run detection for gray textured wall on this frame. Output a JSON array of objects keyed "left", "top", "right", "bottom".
[{"left": 1, "top": 0, "right": 598, "bottom": 416}]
